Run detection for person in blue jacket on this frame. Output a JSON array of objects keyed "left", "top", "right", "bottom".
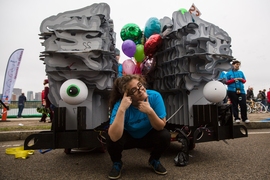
[
  {"left": 115, "top": 48, "right": 122, "bottom": 77},
  {"left": 106, "top": 74, "right": 171, "bottom": 179},
  {"left": 226, "top": 60, "right": 249, "bottom": 124}
]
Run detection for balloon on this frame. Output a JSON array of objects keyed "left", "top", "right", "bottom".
[
  {"left": 144, "top": 34, "right": 162, "bottom": 57},
  {"left": 122, "top": 59, "right": 136, "bottom": 75},
  {"left": 144, "top": 17, "right": 161, "bottom": 38},
  {"left": 122, "top": 40, "right": 136, "bottom": 57},
  {"left": 120, "top": 23, "right": 142, "bottom": 44},
  {"left": 179, "top": 8, "right": 188, "bottom": 14},
  {"left": 134, "top": 62, "right": 142, "bottom": 75},
  {"left": 141, "top": 57, "right": 156, "bottom": 75},
  {"left": 203, "top": 81, "right": 227, "bottom": 103},
  {"left": 134, "top": 44, "right": 145, "bottom": 63}
]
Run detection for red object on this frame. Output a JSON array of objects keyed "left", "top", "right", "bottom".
[
  {"left": 144, "top": 34, "right": 162, "bottom": 58},
  {"left": 1, "top": 97, "right": 9, "bottom": 121},
  {"left": 41, "top": 90, "right": 45, "bottom": 100},
  {"left": 134, "top": 62, "right": 142, "bottom": 74}
]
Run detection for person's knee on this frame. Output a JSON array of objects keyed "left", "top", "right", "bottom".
[{"left": 158, "top": 129, "right": 171, "bottom": 146}]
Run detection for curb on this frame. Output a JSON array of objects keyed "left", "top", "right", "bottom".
[
  {"left": 1, "top": 121, "right": 270, "bottom": 142},
  {"left": 0, "top": 130, "right": 45, "bottom": 142},
  {"left": 244, "top": 121, "right": 270, "bottom": 129}
]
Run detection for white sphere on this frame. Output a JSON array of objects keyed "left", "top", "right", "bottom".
[
  {"left": 60, "top": 79, "right": 88, "bottom": 105},
  {"left": 203, "top": 81, "right": 227, "bottom": 103}
]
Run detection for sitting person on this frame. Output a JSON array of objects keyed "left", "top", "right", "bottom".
[{"left": 106, "top": 74, "right": 171, "bottom": 179}]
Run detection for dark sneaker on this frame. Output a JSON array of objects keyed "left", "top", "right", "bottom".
[
  {"left": 108, "top": 161, "right": 123, "bottom": 179},
  {"left": 149, "top": 159, "right": 167, "bottom": 175}
]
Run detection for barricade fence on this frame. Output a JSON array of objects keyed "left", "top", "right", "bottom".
[{"left": 0, "top": 101, "right": 42, "bottom": 118}]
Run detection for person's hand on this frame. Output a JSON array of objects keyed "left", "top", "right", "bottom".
[
  {"left": 119, "top": 91, "right": 132, "bottom": 111},
  {"left": 137, "top": 97, "right": 152, "bottom": 114}
]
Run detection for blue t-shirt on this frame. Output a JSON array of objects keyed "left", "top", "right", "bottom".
[
  {"left": 226, "top": 69, "right": 246, "bottom": 94},
  {"left": 118, "top": 64, "right": 123, "bottom": 77},
  {"left": 109, "top": 90, "right": 166, "bottom": 138}
]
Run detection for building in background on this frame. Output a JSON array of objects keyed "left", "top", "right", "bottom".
[
  {"left": 3, "top": 88, "right": 42, "bottom": 101},
  {"left": 27, "top": 91, "right": 34, "bottom": 101},
  {"left": 35, "top": 92, "right": 42, "bottom": 101},
  {"left": 11, "top": 94, "right": 17, "bottom": 101},
  {"left": 12, "top": 88, "right": 22, "bottom": 101}
]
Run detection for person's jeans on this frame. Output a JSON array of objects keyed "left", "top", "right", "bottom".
[
  {"left": 227, "top": 91, "right": 247, "bottom": 121},
  {"left": 106, "top": 128, "right": 171, "bottom": 162},
  {"left": 267, "top": 102, "right": 270, "bottom": 112},
  {"left": 17, "top": 104, "right": 24, "bottom": 117}
]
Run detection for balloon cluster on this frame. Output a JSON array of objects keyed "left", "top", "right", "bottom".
[{"left": 120, "top": 17, "right": 163, "bottom": 75}]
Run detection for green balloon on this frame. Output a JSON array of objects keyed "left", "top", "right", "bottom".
[
  {"left": 120, "top": 23, "right": 142, "bottom": 44},
  {"left": 134, "top": 44, "right": 145, "bottom": 63},
  {"left": 179, "top": 8, "right": 188, "bottom": 14}
]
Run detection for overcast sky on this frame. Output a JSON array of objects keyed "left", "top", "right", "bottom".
[{"left": 0, "top": 0, "right": 269, "bottom": 96}]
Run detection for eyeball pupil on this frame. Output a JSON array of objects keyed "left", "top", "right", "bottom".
[{"left": 67, "top": 85, "right": 80, "bottom": 97}]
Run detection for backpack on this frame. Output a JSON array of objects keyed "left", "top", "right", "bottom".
[{"left": 174, "top": 128, "right": 190, "bottom": 166}]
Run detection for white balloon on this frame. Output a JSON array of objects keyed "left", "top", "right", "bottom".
[
  {"left": 203, "top": 81, "right": 227, "bottom": 103},
  {"left": 60, "top": 79, "right": 88, "bottom": 105}
]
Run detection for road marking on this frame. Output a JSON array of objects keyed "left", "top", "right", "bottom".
[
  {"left": 1, "top": 144, "right": 23, "bottom": 148},
  {"left": 248, "top": 131, "right": 270, "bottom": 135}
]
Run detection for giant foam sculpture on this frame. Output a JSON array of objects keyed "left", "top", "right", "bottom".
[
  {"left": 143, "top": 10, "right": 233, "bottom": 126},
  {"left": 39, "top": 3, "right": 232, "bottom": 128},
  {"left": 39, "top": 3, "right": 117, "bottom": 129}
]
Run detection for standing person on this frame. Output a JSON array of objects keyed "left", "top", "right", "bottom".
[
  {"left": 267, "top": 88, "right": 270, "bottom": 112},
  {"left": 226, "top": 60, "right": 249, "bottom": 124},
  {"left": 17, "top": 93, "right": 26, "bottom": 118},
  {"left": 39, "top": 79, "right": 53, "bottom": 123},
  {"left": 115, "top": 48, "right": 122, "bottom": 77},
  {"left": 246, "top": 86, "right": 254, "bottom": 101},
  {"left": 256, "top": 90, "right": 263, "bottom": 101},
  {"left": 107, "top": 75, "right": 171, "bottom": 179},
  {"left": 261, "top": 89, "right": 267, "bottom": 108}
]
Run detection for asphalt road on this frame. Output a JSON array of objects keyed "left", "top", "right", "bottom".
[{"left": 0, "top": 129, "right": 270, "bottom": 180}]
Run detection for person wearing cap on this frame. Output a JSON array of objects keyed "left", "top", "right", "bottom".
[
  {"left": 39, "top": 79, "right": 54, "bottom": 123},
  {"left": 115, "top": 48, "right": 122, "bottom": 77},
  {"left": 226, "top": 60, "right": 249, "bottom": 123}
]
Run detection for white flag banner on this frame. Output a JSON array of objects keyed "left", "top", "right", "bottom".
[
  {"left": 1, "top": 49, "right": 24, "bottom": 103},
  {"left": 189, "top": 3, "right": 202, "bottom": 17}
]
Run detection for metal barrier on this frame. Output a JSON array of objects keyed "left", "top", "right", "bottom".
[{"left": 0, "top": 101, "right": 42, "bottom": 118}]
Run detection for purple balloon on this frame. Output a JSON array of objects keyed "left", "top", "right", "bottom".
[{"left": 122, "top": 40, "right": 136, "bottom": 57}]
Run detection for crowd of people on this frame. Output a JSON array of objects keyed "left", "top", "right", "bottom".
[{"left": 246, "top": 87, "right": 269, "bottom": 112}]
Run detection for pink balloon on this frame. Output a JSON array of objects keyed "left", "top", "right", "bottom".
[
  {"left": 122, "top": 40, "right": 136, "bottom": 57},
  {"left": 122, "top": 59, "right": 136, "bottom": 75}
]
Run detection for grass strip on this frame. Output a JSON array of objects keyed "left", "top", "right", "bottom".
[{"left": 0, "top": 125, "right": 51, "bottom": 131}]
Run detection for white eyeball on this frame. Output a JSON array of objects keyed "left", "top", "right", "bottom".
[
  {"left": 60, "top": 79, "right": 88, "bottom": 105},
  {"left": 203, "top": 81, "right": 227, "bottom": 103}
]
